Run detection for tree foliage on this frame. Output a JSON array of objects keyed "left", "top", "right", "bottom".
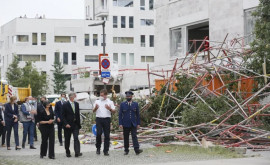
[
  {"left": 52, "top": 61, "right": 67, "bottom": 94},
  {"left": 6, "top": 56, "right": 48, "bottom": 97}
]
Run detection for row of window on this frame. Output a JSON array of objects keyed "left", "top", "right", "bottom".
[
  {"left": 113, "top": 16, "right": 154, "bottom": 28},
  {"left": 113, "top": 53, "right": 154, "bottom": 66},
  {"left": 141, "top": 35, "right": 154, "bottom": 47},
  {"left": 113, "top": 0, "right": 154, "bottom": 10}
]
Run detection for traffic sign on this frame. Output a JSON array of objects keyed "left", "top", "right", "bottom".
[
  {"left": 101, "top": 58, "right": 110, "bottom": 69},
  {"left": 100, "top": 56, "right": 111, "bottom": 78},
  {"left": 101, "top": 72, "right": 110, "bottom": 78}
]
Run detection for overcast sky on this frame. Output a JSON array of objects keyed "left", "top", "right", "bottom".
[{"left": 0, "top": 0, "right": 85, "bottom": 26}]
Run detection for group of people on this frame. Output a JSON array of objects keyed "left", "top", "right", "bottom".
[{"left": 0, "top": 89, "right": 143, "bottom": 159}]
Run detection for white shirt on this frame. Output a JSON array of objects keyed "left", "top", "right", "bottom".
[{"left": 94, "top": 98, "right": 115, "bottom": 118}]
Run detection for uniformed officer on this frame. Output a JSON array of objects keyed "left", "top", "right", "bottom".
[{"left": 119, "top": 91, "right": 143, "bottom": 155}]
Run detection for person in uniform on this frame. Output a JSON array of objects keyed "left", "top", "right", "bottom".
[{"left": 119, "top": 91, "right": 143, "bottom": 155}]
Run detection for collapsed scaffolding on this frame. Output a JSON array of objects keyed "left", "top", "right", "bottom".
[{"left": 141, "top": 34, "right": 270, "bottom": 151}]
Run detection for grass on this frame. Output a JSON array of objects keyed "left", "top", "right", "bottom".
[{"left": 145, "top": 145, "right": 245, "bottom": 159}]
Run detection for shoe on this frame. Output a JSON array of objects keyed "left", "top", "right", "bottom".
[
  {"left": 49, "top": 156, "right": 55, "bottom": 159},
  {"left": 75, "top": 153, "right": 82, "bottom": 157},
  {"left": 135, "top": 149, "right": 143, "bottom": 155},
  {"left": 60, "top": 143, "right": 63, "bottom": 146},
  {"left": 66, "top": 154, "right": 71, "bottom": 158},
  {"left": 2, "top": 144, "right": 6, "bottom": 147},
  {"left": 16, "top": 146, "right": 21, "bottom": 150},
  {"left": 104, "top": 152, "right": 109, "bottom": 156},
  {"left": 30, "top": 146, "right": 36, "bottom": 149},
  {"left": 22, "top": 143, "right": 25, "bottom": 149},
  {"left": 124, "top": 151, "right": 129, "bottom": 155},
  {"left": 96, "top": 149, "right": 100, "bottom": 155},
  {"left": 7, "top": 147, "right": 11, "bottom": 150},
  {"left": 40, "top": 155, "right": 43, "bottom": 159}
]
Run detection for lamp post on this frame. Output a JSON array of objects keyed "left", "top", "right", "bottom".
[{"left": 89, "top": 21, "right": 107, "bottom": 90}]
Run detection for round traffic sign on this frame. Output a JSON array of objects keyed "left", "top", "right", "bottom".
[{"left": 101, "top": 59, "right": 110, "bottom": 69}]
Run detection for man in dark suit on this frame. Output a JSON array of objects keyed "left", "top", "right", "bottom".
[
  {"left": 62, "top": 92, "right": 82, "bottom": 158},
  {"left": 54, "top": 93, "right": 67, "bottom": 146},
  {"left": 119, "top": 91, "right": 143, "bottom": 155},
  {"left": 0, "top": 107, "right": 4, "bottom": 140}
]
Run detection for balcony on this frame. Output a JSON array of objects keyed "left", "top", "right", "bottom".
[{"left": 95, "top": 6, "right": 109, "bottom": 17}]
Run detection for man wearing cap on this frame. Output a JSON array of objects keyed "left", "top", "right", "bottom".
[{"left": 119, "top": 91, "right": 143, "bottom": 155}]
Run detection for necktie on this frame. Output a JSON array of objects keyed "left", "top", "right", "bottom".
[{"left": 71, "top": 102, "right": 75, "bottom": 113}]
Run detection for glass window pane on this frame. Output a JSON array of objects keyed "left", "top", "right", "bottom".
[
  {"left": 55, "top": 36, "right": 71, "bottom": 43},
  {"left": 63, "top": 52, "right": 68, "bottom": 64},
  {"left": 121, "top": 16, "right": 126, "bottom": 28},
  {"left": 113, "top": 16, "right": 118, "bottom": 28},
  {"left": 149, "top": 0, "right": 154, "bottom": 10},
  {"left": 146, "top": 56, "right": 154, "bottom": 62},
  {"left": 32, "top": 33, "right": 37, "bottom": 45},
  {"left": 85, "top": 55, "right": 98, "bottom": 62},
  {"left": 113, "top": 53, "right": 118, "bottom": 63},
  {"left": 140, "top": 19, "right": 146, "bottom": 26},
  {"left": 140, "top": 0, "right": 145, "bottom": 10},
  {"left": 141, "top": 35, "right": 145, "bottom": 47},
  {"left": 121, "top": 53, "right": 126, "bottom": 65},
  {"left": 72, "top": 53, "right": 77, "bottom": 65},
  {"left": 93, "top": 34, "right": 98, "bottom": 46},
  {"left": 146, "top": 19, "right": 154, "bottom": 26},
  {"left": 170, "top": 28, "right": 182, "bottom": 57},
  {"left": 55, "top": 52, "right": 60, "bottom": 63},
  {"left": 129, "top": 53, "right": 134, "bottom": 65},
  {"left": 41, "top": 33, "right": 46, "bottom": 45},
  {"left": 129, "top": 16, "right": 134, "bottom": 28},
  {"left": 113, "top": 37, "right": 118, "bottom": 43},
  {"left": 17, "top": 35, "right": 29, "bottom": 42},
  {"left": 150, "top": 35, "right": 154, "bottom": 47},
  {"left": 141, "top": 56, "right": 145, "bottom": 62},
  {"left": 117, "top": 0, "right": 133, "bottom": 7},
  {"left": 41, "top": 55, "right": 46, "bottom": 61},
  {"left": 85, "top": 34, "right": 89, "bottom": 46}
]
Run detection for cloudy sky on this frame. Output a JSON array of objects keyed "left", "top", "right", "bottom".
[{"left": 0, "top": 0, "right": 85, "bottom": 26}]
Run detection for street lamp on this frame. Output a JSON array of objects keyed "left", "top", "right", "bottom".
[{"left": 88, "top": 21, "right": 107, "bottom": 90}]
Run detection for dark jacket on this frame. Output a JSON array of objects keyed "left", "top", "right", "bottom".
[
  {"left": 4, "top": 103, "right": 19, "bottom": 126},
  {"left": 37, "top": 108, "right": 54, "bottom": 128},
  {"left": 119, "top": 101, "right": 140, "bottom": 128},
  {"left": 62, "top": 101, "right": 81, "bottom": 129},
  {"left": 0, "top": 111, "right": 3, "bottom": 127},
  {"left": 54, "top": 101, "right": 64, "bottom": 120}
]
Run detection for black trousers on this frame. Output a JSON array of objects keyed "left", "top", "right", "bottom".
[
  {"left": 57, "top": 122, "right": 63, "bottom": 144},
  {"left": 64, "top": 125, "right": 80, "bottom": 155},
  {"left": 123, "top": 126, "right": 139, "bottom": 152},
  {"left": 95, "top": 117, "right": 111, "bottom": 152},
  {"left": 1, "top": 126, "right": 6, "bottom": 145},
  {"left": 40, "top": 125, "right": 55, "bottom": 157}
]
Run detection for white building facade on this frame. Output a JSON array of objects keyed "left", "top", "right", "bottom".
[
  {"left": 154, "top": 0, "right": 259, "bottom": 67},
  {"left": 0, "top": 0, "right": 156, "bottom": 94}
]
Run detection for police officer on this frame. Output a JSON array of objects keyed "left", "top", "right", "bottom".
[{"left": 119, "top": 91, "right": 143, "bottom": 155}]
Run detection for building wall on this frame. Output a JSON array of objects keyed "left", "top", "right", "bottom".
[{"left": 154, "top": 0, "right": 259, "bottom": 68}]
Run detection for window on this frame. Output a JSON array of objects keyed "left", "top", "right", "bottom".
[
  {"left": 55, "top": 52, "right": 60, "bottom": 63},
  {"left": 93, "top": 34, "right": 98, "bottom": 46},
  {"left": 121, "top": 53, "right": 126, "bottom": 65},
  {"left": 113, "top": 53, "right": 118, "bottom": 63},
  {"left": 170, "top": 28, "right": 182, "bottom": 58},
  {"left": 121, "top": 16, "right": 126, "bottom": 28},
  {"left": 41, "top": 33, "right": 46, "bottom": 45},
  {"left": 32, "top": 33, "right": 37, "bottom": 45},
  {"left": 85, "top": 55, "right": 99, "bottom": 62},
  {"left": 55, "top": 36, "right": 76, "bottom": 43},
  {"left": 141, "top": 56, "right": 154, "bottom": 63},
  {"left": 16, "top": 35, "right": 29, "bottom": 42},
  {"left": 18, "top": 54, "right": 46, "bottom": 62},
  {"left": 140, "top": 0, "right": 145, "bottom": 10},
  {"left": 141, "top": 35, "right": 145, "bottom": 47},
  {"left": 141, "top": 19, "right": 154, "bottom": 26},
  {"left": 85, "top": 34, "right": 90, "bottom": 46},
  {"left": 113, "top": 16, "right": 118, "bottom": 28},
  {"left": 149, "top": 0, "right": 154, "bottom": 10},
  {"left": 113, "top": 37, "right": 134, "bottom": 44},
  {"left": 150, "top": 35, "right": 154, "bottom": 47},
  {"left": 129, "top": 53, "right": 134, "bottom": 65},
  {"left": 113, "top": 0, "right": 133, "bottom": 7},
  {"left": 129, "top": 16, "right": 134, "bottom": 28},
  {"left": 244, "top": 8, "right": 256, "bottom": 45},
  {"left": 72, "top": 53, "right": 77, "bottom": 65},
  {"left": 63, "top": 52, "right": 68, "bottom": 65}
]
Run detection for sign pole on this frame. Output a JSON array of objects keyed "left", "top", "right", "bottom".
[{"left": 102, "top": 22, "right": 106, "bottom": 90}]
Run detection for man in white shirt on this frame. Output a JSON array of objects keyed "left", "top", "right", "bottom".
[{"left": 93, "top": 89, "right": 116, "bottom": 156}]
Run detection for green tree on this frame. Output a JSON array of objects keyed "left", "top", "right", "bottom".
[
  {"left": 19, "top": 61, "right": 48, "bottom": 97},
  {"left": 246, "top": 0, "right": 270, "bottom": 86},
  {"left": 6, "top": 55, "right": 22, "bottom": 87},
  {"left": 52, "top": 61, "right": 67, "bottom": 94}
]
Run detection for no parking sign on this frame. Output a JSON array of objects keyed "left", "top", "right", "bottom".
[{"left": 100, "top": 56, "right": 111, "bottom": 78}]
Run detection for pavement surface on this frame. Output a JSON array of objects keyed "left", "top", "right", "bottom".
[{"left": 0, "top": 125, "right": 269, "bottom": 165}]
